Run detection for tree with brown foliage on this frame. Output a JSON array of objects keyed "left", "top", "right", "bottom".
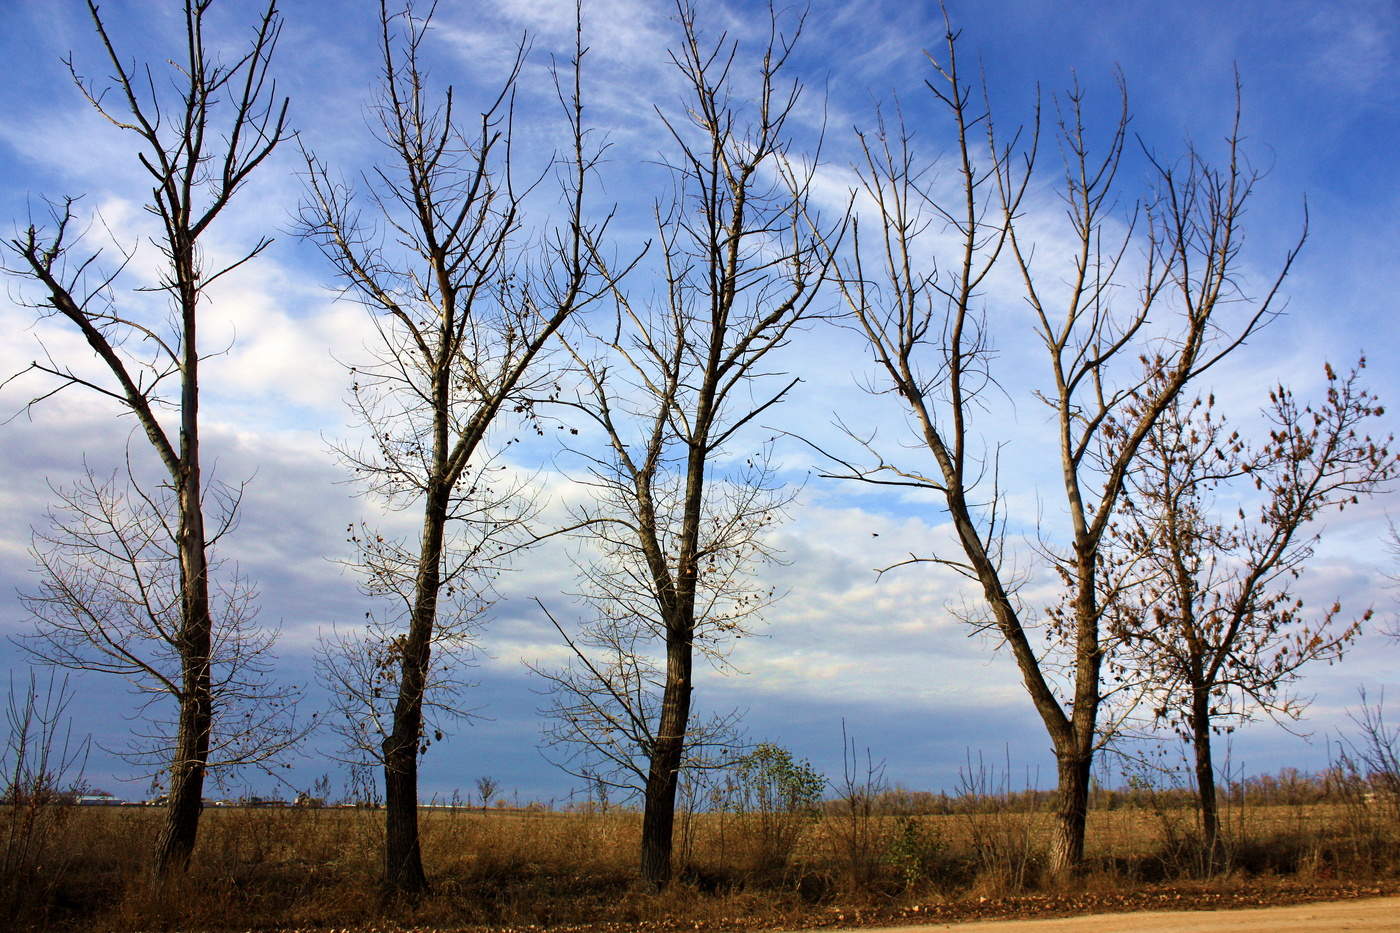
[
  {"left": 808, "top": 16, "right": 1302, "bottom": 873},
  {"left": 2, "top": 0, "right": 289, "bottom": 876},
  {"left": 1107, "top": 361, "right": 1398, "bottom": 863},
  {"left": 299, "top": 0, "right": 605, "bottom": 896}
]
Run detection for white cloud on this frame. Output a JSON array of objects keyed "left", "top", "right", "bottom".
[{"left": 1305, "top": 3, "right": 1396, "bottom": 97}]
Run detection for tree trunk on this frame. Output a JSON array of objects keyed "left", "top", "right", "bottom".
[
  {"left": 381, "top": 627, "right": 432, "bottom": 896},
  {"left": 383, "top": 732, "right": 427, "bottom": 895},
  {"left": 1048, "top": 749, "right": 1091, "bottom": 876},
  {"left": 1046, "top": 554, "right": 1104, "bottom": 878},
  {"left": 1191, "top": 689, "right": 1221, "bottom": 872},
  {"left": 155, "top": 411, "right": 214, "bottom": 876},
  {"left": 153, "top": 672, "right": 211, "bottom": 875},
  {"left": 381, "top": 500, "right": 444, "bottom": 897},
  {"left": 640, "top": 633, "right": 693, "bottom": 887},
  {"left": 640, "top": 741, "right": 681, "bottom": 886}
]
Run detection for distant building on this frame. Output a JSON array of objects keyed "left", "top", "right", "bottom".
[{"left": 241, "top": 796, "right": 289, "bottom": 808}]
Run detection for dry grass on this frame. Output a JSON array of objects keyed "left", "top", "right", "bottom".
[{"left": 5, "top": 795, "right": 1399, "bottom": 931}]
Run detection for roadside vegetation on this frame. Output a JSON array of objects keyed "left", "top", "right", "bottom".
[{"left": 5, "top": 749, "right": 1400, "bottom": 931}]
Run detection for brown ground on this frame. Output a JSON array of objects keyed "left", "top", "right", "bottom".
[{"left": 232, "top": 881, "right": 1400, "bottom": 932}]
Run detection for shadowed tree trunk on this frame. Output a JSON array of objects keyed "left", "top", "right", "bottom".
[
  {"left": 380, "top": 494, "right": 446, "bottom": 891},
  {"left": 1190, "top": 685, "right": 1222, "bottom": 864},
  {"left": 640, "top": 634, "right": 694, "bottom": 884}
]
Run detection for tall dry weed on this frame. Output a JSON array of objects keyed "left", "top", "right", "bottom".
[
  {"left": 1, "top": 672, "right": 89, "bottom": 925},
  {"left": 955, "top": 752, "right": 1046, "bottom": 895}
]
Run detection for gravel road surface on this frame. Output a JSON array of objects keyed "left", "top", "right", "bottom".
[{"left": 820, "top": 894, "right": 1400, "bottom": 932}]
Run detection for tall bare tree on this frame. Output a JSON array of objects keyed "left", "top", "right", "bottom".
[
  {"left": 811, "top": 21, "right": 1302, "bottom": 873},
  {"left": 299, "top": 0, "right": 604, "bottom": 896},
  {"left": 537, "top": 2, "right": 843, "bottom": 888},
  {"left": 2, "top": 0, "right": 289, "bottom": 875},
  {"left": 1107, "top": 361, "right": 1397, "bottom": 862}
]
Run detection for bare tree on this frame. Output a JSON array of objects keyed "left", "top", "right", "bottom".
[
  {"left": 810, "top": 19, "right": 1302, "bottom": 873},
  {"left": 20, "top": 465, "right": 304, "bottom": 789},
  {"left": 1383, "top": 526, "right": 1400, "bottom": 643},
  {"left": 299, "top": 0, "right": 604, "bottom": 896},
  {"left": 1338, "top": 688, "right": 1400, "bottom": 817},
  {"left": 536, "top": 2, "right": 843, "bottom": 888},
  {"left": 474, "top": 774, "right": 498, "bottom": 809},
  {"left": 1, "top": 0, "right": 289, "bottom": 876},
  {"left": 1, "top": 669, "right": 88, "bottom": 918},
  {"left": 313, "top": 500, "right": 504, "bottom": 793},
  {"left": 1107, "top": 361, "right": 1398, "bottom": 863}
]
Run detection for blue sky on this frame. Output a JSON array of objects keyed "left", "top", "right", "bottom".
[{"left": 0, "top": 0, "right": 1397, "bottom": 805}]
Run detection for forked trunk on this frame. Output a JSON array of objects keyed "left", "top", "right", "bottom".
[{"left": 1048, "top": 750, "right": 1091, "bottom": 876}]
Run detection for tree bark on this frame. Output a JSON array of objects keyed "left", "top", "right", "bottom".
[
  {"left": 1191, "top": 689, "right": 1222, "bottom": 871},
  {"left": 639, "top": 744, "right": 680, "bottom": 886},
  {"left": 640, "top": 624, "right": 695, "bottom": 887},
  {"left": 1049, "top": 551, "right": 1106, "bottom": 876},
  {"left": 1048, "top": 749, "right": 1091, "bottom": 876},
  {"left": 383, "top": 735, "right": 426, "bottom": 895},
  {"left": 153, "top": 569, "right": 212, "bottom": 875},
  {"left": 154, "top": 270, "right": 215, "bottom": 877},
  {"left": 154, "top": 695, "right": 210, "bottom": 874},
  {"left": 381, "top": 500, "right": 445, "bottom": 897}
]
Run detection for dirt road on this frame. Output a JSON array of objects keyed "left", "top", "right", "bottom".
[{"left": 832, "top": 894, "right": 1400, "bottom": 932}]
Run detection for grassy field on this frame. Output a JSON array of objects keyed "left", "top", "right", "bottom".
[{"left": 4, "top": 788, "right": 1399, "bottom": 931}]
